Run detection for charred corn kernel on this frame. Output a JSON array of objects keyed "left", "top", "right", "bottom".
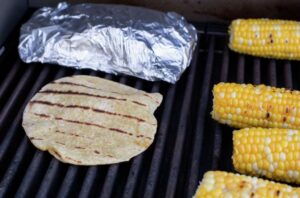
[
  {"left": 229, "top": 19, "right": 300, "bottom": 60},
  {"left": 212, "top": 82, "right": 300, "bottom": 129},
  {"left": 233, "top": 128, "right": 300, "bottom": 184},
  {"left": 194, "top": 171, "right": 300, "bottom": 198}
]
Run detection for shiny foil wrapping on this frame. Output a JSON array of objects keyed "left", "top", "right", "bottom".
[{"left": 18, "top": 2, "right": 197, "bottom": 83}]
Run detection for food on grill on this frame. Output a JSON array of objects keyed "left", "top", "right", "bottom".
[
  {"left": 194, "top": 171, "right": 300, "bottom": 197},
  {"left": 233, "top": 128, "right": 300, "bottom": 184},
  {"left": 22, "top": 75, "right": 162, "bottom": 165},
  {"left": 19, "top": 2, "right": 197, "bottom": 84},
  {"left": 229, "top": 19, "right": 300, "bottom": 60},
  {"left": 212, "top": 82, "right": 300, "bottom": 129}
]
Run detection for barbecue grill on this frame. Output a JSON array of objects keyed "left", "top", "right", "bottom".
[{"left": 0, "top": 1, "right": 299, "bottom": 198}]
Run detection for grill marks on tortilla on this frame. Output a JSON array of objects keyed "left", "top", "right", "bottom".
[
  {"left": 132, "top": 101, "right": 147, "bottom": 106},
  {"left": 40, "top": 89, "right": 148, "bottom": 107},
  {"left": 33, "top": 113, "right": 152, "bottom": 140},
  {"left": 55, "top": 130, "right": 93, "bottom": 140},
  {"left": 33, "top": 112, "right": 104, "bottom": 129},
  {"left": 52, "top": 80, "right": 160, "bottom": 104},
  {"left": 40, "top": 89, "right": 127, "bottom": 101},
  {"left": 47, "top": 82, "right": 150, "bottom": 107},
  {"left": 29, "top": 137, "right": 43, "bottom": 141},
  {"left": 108, "top": 127, "right": 151, "bottom": 139},
  {"left": 30, "top": 100, "right": 149, "bottom": 124}
]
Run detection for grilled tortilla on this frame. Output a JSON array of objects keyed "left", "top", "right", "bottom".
[{"left": 22, "top": 75, "right": 162, "bottom": 165}]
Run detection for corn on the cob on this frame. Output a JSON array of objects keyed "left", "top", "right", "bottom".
[
  {"left": 233, "top": 128, "right": 300, "bottom": 184},
  {"left": 194, "top": 171, "right": 300, "bottom": 198},
  {"left": 229, "top": 19, "right": 300, "bottom": 60},
  {"left": 212, "top": 82, "right": 300, "bottom": 129}
]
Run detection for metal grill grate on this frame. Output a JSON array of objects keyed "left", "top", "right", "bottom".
[{"left": 1, "top": 21, "right": 300, "bottom": 198}]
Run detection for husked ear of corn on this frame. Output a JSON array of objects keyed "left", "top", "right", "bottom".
[
  {"left": 212, "top": 82, "right": 300, "bottom": 129},
  {"left": 233, "top": 128, "right": 300, "bottom": 184},
  {"left": 229, "top": 19, "right": 300, "bottom": 60},
  {"left": 194, "top": 171, "right": 300, "bottom": 197}
]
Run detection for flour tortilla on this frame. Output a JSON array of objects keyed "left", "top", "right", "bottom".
[{"left": 22, "top": 75, "right": 162, "bottom": 165}]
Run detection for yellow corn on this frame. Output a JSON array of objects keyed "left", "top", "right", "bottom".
[
  {"left": 229, "top": 19, "right": 300, "bottom": 60},
  {"left": 212, "top": 82, "right": 300, "bottom": 129},
  {"left": 194, "top": 171, "right": 300, "bottom": 198},
  {"left": 233, "top": 128, "right": 300, "bottom": 184}
]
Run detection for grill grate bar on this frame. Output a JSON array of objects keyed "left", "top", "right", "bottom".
[
  {"left": 269, "top": 60, "right": 277, "bottom": 86},
  {"left": 122, "top": 156, "right": 143, "bottom": 198},
  {"left": 57, "top": 166, "right": 78, "bottom": 198},
  {"left": 165, "top": 36, "right": 207, "bottom": 198},
  {"left": 210, "top": 43, "right": 231, "bottom": 170},
  {"left": 122, "top": 82, "right": 160, "bottom": 198},
  {"left": 237, "top": 55, "right": 245, "bottom": 83},
  {"left": 187, "top": 35, "right": 216, "bottom": 197},
  {"left": 211, "top": 125, "right": 223, "bottom": 169},
  {"left": 210, "top": 39, "right": 231, "bottom": 171},
  {"left": 253, "top": 58, "right": 261, "bottom": 84},
  {"left": 284, "top": 61, "right": 293, "bottom": 89},
  {"left": 0, "top": 60, "right": 20, "bottom": 107},
  {"left": 221, "top": 46, "right": 230, "bottom": 82},
  {"left": 36, "top": 160, "right": 60, "bottom": 197},
  {"left": 0, "top": 64, "right": 36, "bottom": 128},
  {"left": 220, "top": 46, "right": 229, "bottom": 82},
  {"left": 0, "top": 138, "right": 29, "bottom": 197},
  {"left": 143, "top": 85, "right": 176, "bottom": 198},
  {"left": 99, "top": 165, "right": 119, "bottom": 198},
  {"left": 78, "top": 167, "right": 98, "bottom": 198},
  {"left": 15, "top": 152, "right": 44, "bottom": 196}
]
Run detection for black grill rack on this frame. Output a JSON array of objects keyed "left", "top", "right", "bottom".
[{"left": 0, "top": 20, "right": 299, "bottom": 198}]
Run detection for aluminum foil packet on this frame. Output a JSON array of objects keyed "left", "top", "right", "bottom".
[{"left": 18, "top": 2, "right": 197, "bottom": 83}]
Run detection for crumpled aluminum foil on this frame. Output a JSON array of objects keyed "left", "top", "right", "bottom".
[{"left": 18, "top": 2, "right": 197, "bottom": 83}]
